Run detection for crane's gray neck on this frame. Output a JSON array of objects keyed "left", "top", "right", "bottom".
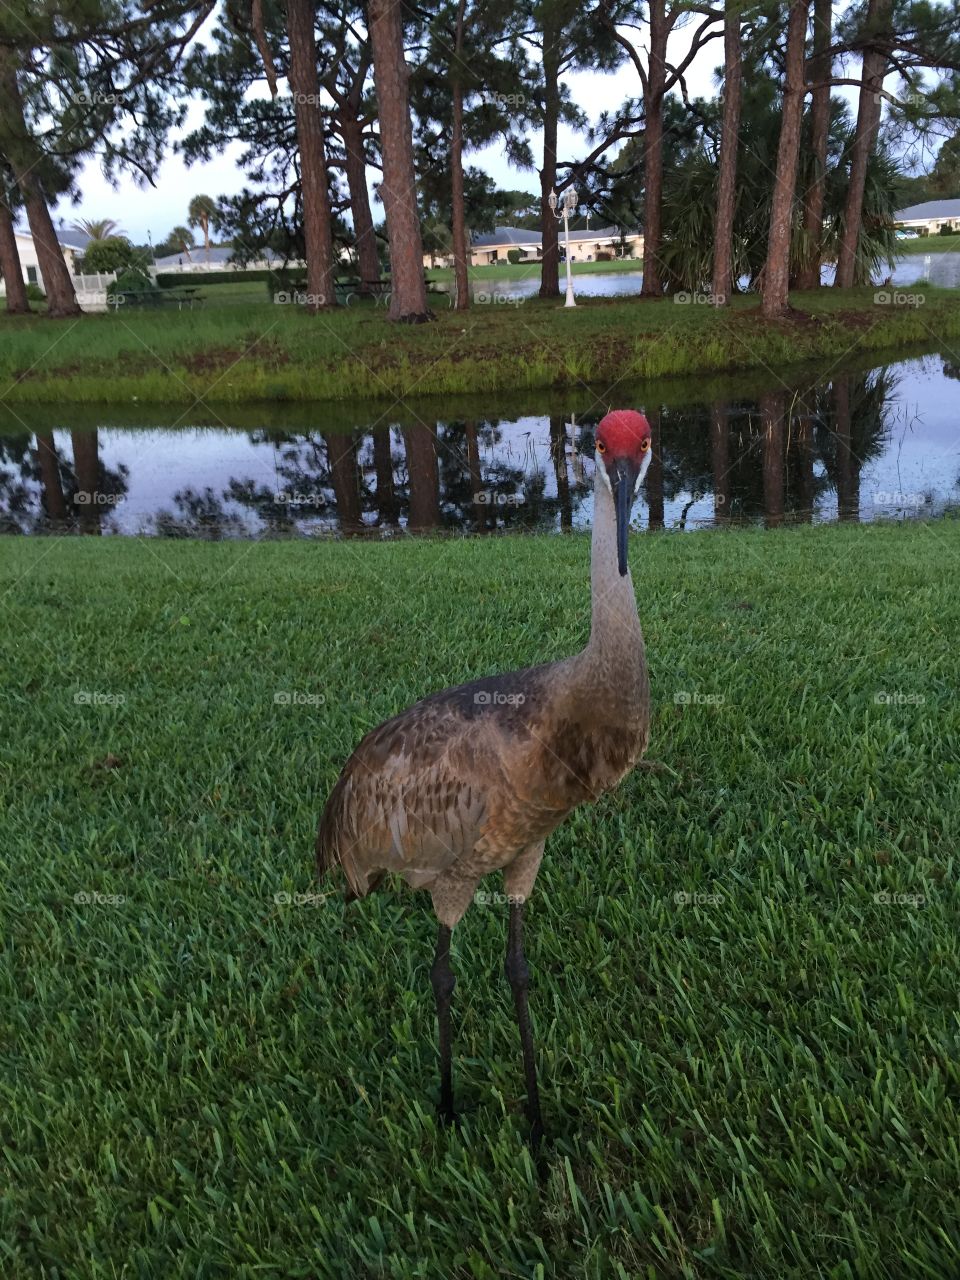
[{"left": 581, "top": 467, "right": 646, "bottom": 697}]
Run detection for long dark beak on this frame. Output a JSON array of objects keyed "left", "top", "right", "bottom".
[{"left": 614, "top": 458, "right": 639, "bottom": 576}]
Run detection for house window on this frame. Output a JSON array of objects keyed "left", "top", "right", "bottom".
[{"left": 27, "top": 266, "right": 38, "bottom": 284}]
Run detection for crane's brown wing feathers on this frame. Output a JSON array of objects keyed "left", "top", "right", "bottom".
[{"left": 316, "top": 664, "right": 557, "bottom": 895}]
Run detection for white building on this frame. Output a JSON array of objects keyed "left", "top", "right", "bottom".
[
  {"left": 152, "top": 246, "right": 294, "bottom": 273},
  {"left": 893, "top": 199, "right": 960, "bottom": 236},
  {"left": 0, "top": 228, "right": 84, "bottom": 293},
  {"left": 423, "top": 225, "right": 644, "bottom": 269}
]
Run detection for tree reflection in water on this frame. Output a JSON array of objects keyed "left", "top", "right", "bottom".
[
  {"left": 0, "top": 429, "right": 127, "bottom": 534},
  {"left": 0, "top": 364, "right": 943, "bottom": 537}
]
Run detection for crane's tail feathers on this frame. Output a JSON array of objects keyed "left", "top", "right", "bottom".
[
  {"left": 316, "top": 828, "right": 384, "bottom": 902},
  {"left": 315, "top": 827, "right": 338, "bottom": 879},
  {"left": 316, "top": 781, "right": 385, "bottom": 900}
]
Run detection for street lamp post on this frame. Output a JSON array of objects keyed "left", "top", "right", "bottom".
[{"left": 548, "top": 185, "right": 578, "bottom": 308}]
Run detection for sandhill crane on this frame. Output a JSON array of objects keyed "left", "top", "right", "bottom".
[{"left": 317, "top": 409, "right": 653, "bottom": 1144}]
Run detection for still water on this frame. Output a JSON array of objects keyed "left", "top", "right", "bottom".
[
  {"left": 0, "top": 350, "right": 957, "bottom": 538},
  {"left": 440, "top": 251, "right": 960, "bottom": 302}
]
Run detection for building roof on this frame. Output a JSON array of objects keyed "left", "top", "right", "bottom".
[
  {"left": 471, "top": 224, "right": 638, "bottom": 248},
  {"left": 153, "top": 246, "right": 288, "bottom": 268},
  {"left": 471, "top": 226, "right": 541, "bottom": 248},
  {"left": 154, "top": 246, "right": 230, "bottom": 267},
  {"left": 567, "top": 226, "right": 625, "bottom": 242},
  {"left": 54, "top": 221, "right": 93, "bottom": 250},
  {"left": 14, "top": 223, "right": 85, "bottom": 251},
  {"left": 894, "top": 199, "right": 960, "bottom": 221}
]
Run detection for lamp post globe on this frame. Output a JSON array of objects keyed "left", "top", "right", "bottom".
[
  {"left": 562, "top": 186, "right": 577, "bottom": 308},
  {"left": 547, "top": 186, "right": 578, "bottom": 308}
]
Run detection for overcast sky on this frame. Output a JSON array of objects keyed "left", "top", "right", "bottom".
[{"left": 51, "top": 11, "right": 874, "bottom": 244}]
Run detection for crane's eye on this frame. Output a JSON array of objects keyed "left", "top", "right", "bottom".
[
  {"left": 597, "top": 440, "right": 606, "bottom": 454},
  {"left": 640, "top": 438, "right": 650, "bottom": 451}
]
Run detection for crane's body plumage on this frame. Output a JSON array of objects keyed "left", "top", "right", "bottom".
[
  {"left": 316, "top": 409, "right": 654, "bottom": 1142},
  {"left": 317, "top": 651, "right": 649, "bottom": 926}
]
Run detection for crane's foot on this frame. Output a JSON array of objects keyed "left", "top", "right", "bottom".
[
  {"left": 528, "top": 1114, "right": 546, "bottom": 1151},
  {"left": 636, "top": 758, "right": 671, "bottom": 774},
  {"left": 437, "top": 1103, "right": 459, "bottom": 1130}
]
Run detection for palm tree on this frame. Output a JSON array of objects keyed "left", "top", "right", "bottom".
[
  {"left": 71, "top": 217, "right": 123, "bottom": 241},
  {"left": 169, "top": 225, "right": 194, "bottom": 260},
  {"left": 187, "top": 195, "right": 218, "bottom": 262}
]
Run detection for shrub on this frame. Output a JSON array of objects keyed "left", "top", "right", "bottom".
[
  {"left": 156, "top": 269, "right": 257, "bottom": 287},
  {"left": 507, "top": 248, "right": 522, "bottom": 264},
  {"left": 113, "top": 266, "right": 158, "bottom": 294},
  {"left": 25, "top": 282, "right": 46, "bottom": 302},
  {"left": 596, "top": 250, "right": 613, "bottom": 262},
  {"left": 81, "top": 237, "right": 150, "bottom": 274},
  {"left": 155, "top": 268, "right": 326, "bottom": 289},
  {"left": 938, "top": 223, "right": 956, "bottom": 236}
]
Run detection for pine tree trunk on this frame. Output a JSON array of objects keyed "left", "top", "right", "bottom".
[
  {"left": 368, "top": 0, "right": 431, "bottom": 322},
  {"left": 761, "top": 0, "right": 808, "bottom": 318},
  {"left": 341, "top": 114, "right": 381, "bottom": 289},
  {"left": 761, "top": 393, "right": 785, "bottom": 527},
  {"left": 403, "top": 423, "right": 440, "bottom": 528},
  {"left": 34, "top": 432, "right": 66, "bottom": 522},
  {"left": 834, "top": 0, "right": 889, "bottom": 289},
  {"left": 549, "top": 416, "right": 572, "bottom": 530},
  {"left": 325, "top": 432, "right": 362, "bottom": 532},
  {"left": 373, "top": 426, "right": 399, "bottom": 526},
  {"left": 450, "top": 85, "right": 469, "bottom": 309},
  {"left": 286, "top": 0, "right": 336, "bottom": 310},
  {"left": 710, "top": 404, "right": 729, "bottom": 523},
  {"left": 466, "top": 421, "right": 490, "bottom": 530},
  {"left": 0, "top": 52, "right": 80, "bottom": 318},
  {"left": 797, "top": 411, "right": 814, "bottom": 521},
  {"left": 0, "top": 198, "right": 29, "bottom": 314},
  {"left": 21, "top": 177, "right": 80, "bottom": 317},
  {"left": 539, "top": 26, "right": 560, "bottom": 299},
  {"left": 450, "top": 0, "right": 470, "bottom": 311},
  {"left": 641, "top": 0, "right": 668, "bottom": 297},
  {"left": 833, "top": 377, "right": 859, "bottom": 518},
  {"left": 646, "top": 408, "right": 664, "bottom": 528},
  {"left": 71, "top": 430, "right": 102, "bottom": 533},
  {"left": 711, "top": 0, "right": 742, "bottom": 305},
  {"left": 796, "top": 0, "right": 832, "bottom": 290}
]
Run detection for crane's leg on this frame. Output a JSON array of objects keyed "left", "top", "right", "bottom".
[
  {"left": 505, "top": 900, "right": 544, "bottom": 1146},
  {"left": 431, "top": 923, "right": 456, "bottom": 1124}
]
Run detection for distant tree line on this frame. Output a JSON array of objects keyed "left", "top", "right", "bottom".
[{"left": 1, "top": 0, "right": 960, "bottom": 322}]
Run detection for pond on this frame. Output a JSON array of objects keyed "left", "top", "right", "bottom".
[
  {"left": 890, "top": 250, "right": 960, "bottom": 290},
  {"left": 436, "top": 251, "right": 960, "bottom": 302},
  {"left": 0, "top": 348, "right": 957, "bottom": 538}
]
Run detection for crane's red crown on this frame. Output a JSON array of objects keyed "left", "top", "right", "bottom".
[{"left": 596, "top": 409, "right": 651, "bottom": 461}]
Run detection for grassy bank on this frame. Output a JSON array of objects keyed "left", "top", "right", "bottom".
[
  {"left": 3, "top": 523, "right": 959, "bottom": 1277},
  {"left": 424, "top": 257, "right": 642, "bottom": 280},
  {"left": 4, "top": 334, "right": 944, "bottom": 439},
  {"left": 897, "top": 234, "right": 960, "bottom": 254},
  {"left": 0, "top": 286, "right": 958, "bottom": 405}
]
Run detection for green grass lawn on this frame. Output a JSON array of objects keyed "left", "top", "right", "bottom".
[
  {"left": 1, "top": 285, "right": 958, "bottom": 406},
  {"left": 180, "top": 279, "right": 275, "bottom": 305},
  {"left": 2, "top": 522, "right": 959, "bottom": 1277},
  {"left": 424, "top": 258, "right": 643, "bottom": 281},
  {"left": 897, "top": 234, "right": 960, "bottom": 254}
]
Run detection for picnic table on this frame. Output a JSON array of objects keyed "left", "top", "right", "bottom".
[
  {"left": 268, "top": 276, "right": 453, "bottom": 308},
  {"left": 111, "top": 287, "right": 205, "bottom": 312},
  {"left": 334, "top": 277, "right": 393, "bottom": 306},
  {"left": 269, "top": 277, "right": 392, "bottom": 307}
]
